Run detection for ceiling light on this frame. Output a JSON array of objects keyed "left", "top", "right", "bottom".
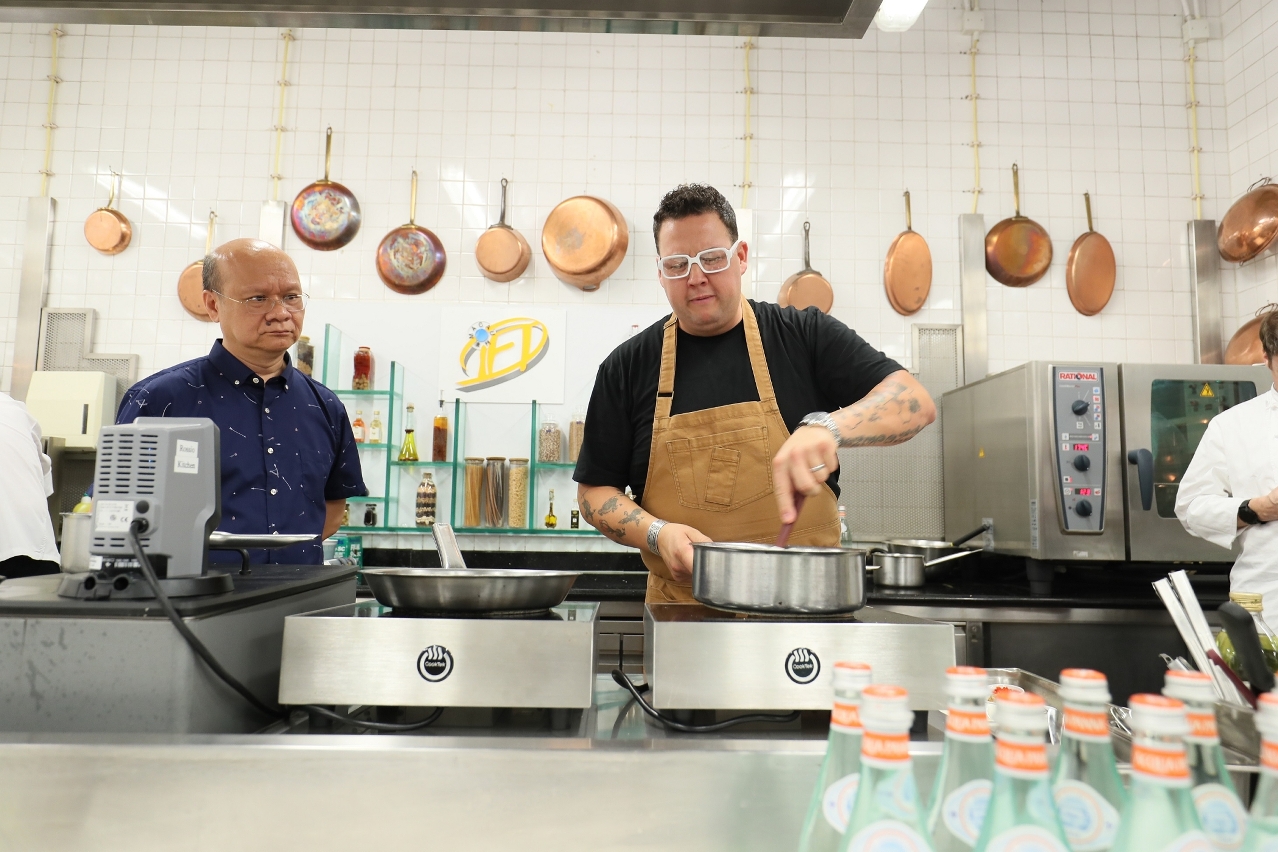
[{"left": 874, "top": 0, "right": 930, "bottom": 31}]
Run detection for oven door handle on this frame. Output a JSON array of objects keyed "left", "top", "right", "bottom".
[{"left": 1127, "top": 448, "right": 1154, "bottom": 511}]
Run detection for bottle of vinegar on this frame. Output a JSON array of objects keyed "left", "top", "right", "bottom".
[
  {"left": 432, "top": 395, "right": 449, "bottom": 462},
  {"left": 398, "top": 404, "right": 419, "bottom": 462},
  {"left": 927, "top": 666, "right": 995, "bottom": 852},
  {"left": 1241, "top": 692, "right": 1278, "bottom": 852},
  {"left": 798, "top": 661, "right": 874, "bottom": 852},
  {"left": 1052, "top": 669, "right": 1127, "bottom": 852}
]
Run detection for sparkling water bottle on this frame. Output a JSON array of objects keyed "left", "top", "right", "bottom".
[
  {"left": 927, "top": 666, "right": 995, "bottom": 852},
  {"left": 799, "top": 661, "right": 875, "bottom": 852},
  {"left": 1111, "top": 694, "right": 1211, "bottom": 852},
  {"left": 1241, "top": 692, "right": 1278, "bottom": 852},
  {"left": 1052, "top": 669, "right": 1127, "bottom": 852},
  {"left": 972, "top": 690, "right": 1070, "bottom": 852},
  {"left": 1163, "top": 670, "right": 1248, "bottom": 852},
  {"left": 838, "top": 684, "right": 932, "bottom": 852}
]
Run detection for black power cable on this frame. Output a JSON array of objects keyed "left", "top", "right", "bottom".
[
  {"left": 127, "top": 523, "right": 442, "bottom": 733},
  {"left": 610, "top": 669, "right": 800, "bottom": 733}
]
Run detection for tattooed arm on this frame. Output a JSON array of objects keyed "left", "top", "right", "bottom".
[
  {"left": 576, "top": 483, "right": 710, "bottom": 582},
  {"left": 772, "top": 370, "right": 937, "bottom": 524}
]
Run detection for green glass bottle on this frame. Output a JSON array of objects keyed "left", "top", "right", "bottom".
[
  {"left": 1052, "top": 669, "right": 1127, "bottom": 852},
  {"left": 927, "top": 666, "right": 995, "bottom": 852},
  {"left": 1241, "top": 692, "right": 1278, "bottom": 852},
  {"left": 798, "top": 661, "right": 874, "bottom": 852}
]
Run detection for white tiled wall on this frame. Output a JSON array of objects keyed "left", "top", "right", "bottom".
[{"left": 0, "top": 0, "right": 1252, "bottom": 398}]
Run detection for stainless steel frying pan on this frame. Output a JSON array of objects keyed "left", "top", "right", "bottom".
[{"left": 691, "top": 541, "right": 868, "bottom": 616}]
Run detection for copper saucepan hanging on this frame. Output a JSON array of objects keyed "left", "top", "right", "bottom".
[
  {"left": 778, "top": 221, "right": 833, "bottom": 313},
  {"left": 883, "top": 190, "right": 931, "bottom": 316},
  {"left": 291, "top": 127, "right": 361, "bottom": 251},
  {"left": 1065, "top": 192, "right": 1116, "bottom": 316},
  {"left": 986, "top": 163, "right": 1053, "bottom": 287},
  {"left": 541, "top": 195, "right": 628, "bottom": 291},
  {"left": 84, "top": 169, "right": 132, "bottom": 256},
  {"left": 1218, "top": 177, "right": 1278, "bottom": 264},
  {"left": 177, "top": 210, "right": 216, "bottom": 322},
  {"left": 1224, "top": 305, "right": 1277, "bottom": 365},
  {"left": 376, "top": 170, "right": 447, "bottom": 295},
  {"left": 475, "top": 178, "right": 531, "bottom": 282}
]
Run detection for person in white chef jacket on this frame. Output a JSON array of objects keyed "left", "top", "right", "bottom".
[
  {"left": 1176, "top": 307, "right": 1278, "bottom": 622},
  {"left": 0, "top": 391, "right": 59, "bottom": 576}
]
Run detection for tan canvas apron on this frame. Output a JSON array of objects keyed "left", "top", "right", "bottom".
[{"left": 639, "top": 299, "right": 841, "bottom": 603}]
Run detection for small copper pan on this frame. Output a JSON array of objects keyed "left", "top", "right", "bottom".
[
  {"left": 84, "top": 169, "right": 132, "bottom": 256},
  {"left": 778, "top": 221, "right": 833, "bottom": 313},
  {"left": 177, "top": 211, "right": 216, "bottom": 322},
  {"left": 1218, "top": 178, "right": 1278, "bottom": 264},
  {"left": 1224, "top": 305, "right": 1276, "bottom": 365},
  {"left": 1065, "top": 192, "right": 1116, "bottom": 316},
  {"left": 986, "top": 164, "right": 1053, "bottom": 287},
  {"left": 883, "top": 190, "right": 931, "bottom": 316},
  {"left": 541, "top": 196, "right": 628, "bottom": 291},
  {"left": 376, "top": 170, "right": 447, "bottom": 296},
  {"left": 291, "top": 127, "right": 361, "bottom": 251},
  {"left": 475, "top": 178, "right": 531, "bottom": 282}
]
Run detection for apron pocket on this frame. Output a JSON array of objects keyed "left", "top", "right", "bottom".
[
  {"left": 666, "top": 426, "right": 772, "bottom": 512},
  {"left": 704, "top": 447, "right": 740, "bottom": 506}
]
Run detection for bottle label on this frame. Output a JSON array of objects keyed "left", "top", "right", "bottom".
[
  {"left": 1186, "top": 711, "right": 1221, "bottom": 745},
  {"left": 995, "top": 739, "right": 1049, "bottom": 778},
  {"left": 845, "top": 820, "right": 929, "bottom": 852},
  {"left": 985, "top": 825, "right": 1069, "bottom": 852},
  {"left": 1053, "top": 780, "right": 1120, "bottom": 852},
  {"left": 946, "top": 707, "right": 992, "bottom": 742},
  {"left": 1192, "top": 783, "right": 1248, "bottom": 851},
  {"left": 1130, "top": 744, "right": 1191, "bottom": 786},
  {"left": 874, "top": 766, "right": 921, "bottom": 822},
  {"left": 1062, "top": 706, "right": 1111, "bottom": 744},
  {"left": 1263, "top": 740, "right": 1278, "bottom": 774},
  {"left": 941, "top": 779, "right": 992, "bottom": 846},
  {"left": 862, "top": 730, "right": 910, "bottom": 768},
  {"left": 832, "top": 701, "right": 863, "bottom": 733},
  {"left": 1157, "top": 831, "right": 1214, "bottom": 852},
  {"left": 822, "top": 772, "right": 861, "bottom": 833}
]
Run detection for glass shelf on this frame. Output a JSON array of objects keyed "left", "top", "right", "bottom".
[
  {"left": 536, "top": 461, "right": 577, "bottom": 469},
  {"left": 349, "top": 496, "right": 387, "bottom": 503},
  {"left": 451, "top": 526, "right": 601, "bottom": 536},
  {"left": 335, "top": 389, "right": 392, "bottom": 397},
  {"left": 355, "top": 443, "right": 389, "bottom": 450},
  {"left": 390, "top": 460, "right": 452, "bottom": 468}
]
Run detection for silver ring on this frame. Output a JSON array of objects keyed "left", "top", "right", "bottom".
[{"left": 809, "top": 464, "right": 826, "bottom": 473}]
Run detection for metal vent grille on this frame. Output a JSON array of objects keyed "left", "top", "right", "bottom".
[
  {"left": 838, "top": 324, "right": 962, "bottom": 541},
  {"left": 38, "top": 309, "right": 139, "bottom": 412}
]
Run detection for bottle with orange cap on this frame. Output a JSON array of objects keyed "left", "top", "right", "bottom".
[
  {"left": 1163, "top": 670, "right": 1248, "bottom": 852},
  {"left": 1051, "top": 669, "right": 1127, "bottom": 852},
  {"left": 926, "top": 666, "right": 995, "bottom": 852},
  {"left": 799, "top": 661, "right": 875, "bottom": 852},
  {"left": 1111, "top": 694, "right": 1210, "bottom": 852},
  {"left": 838, "top": 684, "right": 931, "bottom": 852},
  {"left": 971, "top": 689, "right": 1070, "bottom": 852},
  {"left": 1240, "top": 691, "right": 1278, "bottom": 852}
]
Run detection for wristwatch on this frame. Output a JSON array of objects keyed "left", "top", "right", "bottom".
[
  {"left": 1239, "top": 500, "right": 1264, "bottom": 526},
  {"left": 799, "top": 411, "right": 843, "bottom": 448}
]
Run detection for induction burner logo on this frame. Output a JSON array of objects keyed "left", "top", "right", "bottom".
[
  {"left": 417, "top": 645, "right": 454, "bottom": 682},
  {"left": 785, "top": 647, "right": 821, "bottom": 684}
]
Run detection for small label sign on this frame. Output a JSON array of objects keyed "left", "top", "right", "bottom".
[
  {"left": 785, "top": 647, "right": 821, "bottom": 684},
  {"left": 417, "top": 645, "right": 454, "bottom": 682},
  {"left": 94, "top": 500, "right": 134, "bottom": 533},
  {"left": 174, "top": 439, "right": 199, "bottom": 475}
]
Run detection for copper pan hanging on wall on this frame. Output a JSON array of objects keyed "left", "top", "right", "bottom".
[
  {"left": 475, "top": 178, "right": 531, "bottom": 282},
  {"left": 1065, "top": 192, "right": 1116, "bottom": 316},
  {"left": 883, "top": 190, "right": 931, "bottom": 316},
  {"left": 1217, "top": 177, "right": 1278, "bottom": 264},
  {"left": 84, "top": 169, "right": 132, "bottom": 255},
  {"left": 1223, "top": 305, "right": 1277, "bottom": 365},
  {"left": 985, "top": 163, "right": 1053, "bottom": 287},
  {"left": 778, "top": 221, "right": 833, "bottom": 313},
  {"left": 177, "top": 210, "right": 216, "bottom": 322},
  {"left": 541, "top": 195, "right": 628, "bottom": 291},
  {"left": 376, "top": 170, "right": 447, "bottom": 295},
  {"left": 291, "top": 127, "right": 361, "bottom": 251}
]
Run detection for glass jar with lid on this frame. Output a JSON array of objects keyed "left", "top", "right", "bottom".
[
  {"left": 538, "top": 418, "right": 563, "bottom": 463},
  {"left": 463, "top": 457, "right": 485, "bottom": 528},
  {"left": 568, "top": 413, "right": 586, "bottom": 463},
  {"left": 484, "top": 457, "right": 506, "bottom": 527},
  {"left": 507, "top": 458, "right": 529, "bottom": 529}
]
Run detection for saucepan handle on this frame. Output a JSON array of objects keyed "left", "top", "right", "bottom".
[
  {"left": 923, "top": 548, "right": 980, "bottom": 568},
  {"left": 950, "top": 522, "right": 990, "bottom": 547}
]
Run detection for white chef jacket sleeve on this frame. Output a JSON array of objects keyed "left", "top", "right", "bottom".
[
  {"left": 1175, "top": 417, "right": 1240, "bottom": 549},
  {"left": 29, "top": 409, "right": 54, "bottom": 497}
]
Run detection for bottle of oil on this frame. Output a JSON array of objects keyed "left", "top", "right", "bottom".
[
  {"left": 369, "top": 410, "right": 384, "bottom": 444},
  {"left": 432, "top": 396, "right": 449, "bottom": 462},
  {"left": 797, "top": 661, "right": 873, "bottom": 852},
  {"left": 415, "top": 472, "right": 436, "bottom": 527},
  {"left": 544, "top": 489, "right": 557, "bottom": 529},
  {"left": 352, "top": 410, "right": 367, "bottom": 443},
  {"left": 398, "top": 404, "right": 419, "bottom": 462}
]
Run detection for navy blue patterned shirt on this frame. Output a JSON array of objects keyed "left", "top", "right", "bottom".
[{"left": 116, "top": 339, "right": 367, "bottom": 565}]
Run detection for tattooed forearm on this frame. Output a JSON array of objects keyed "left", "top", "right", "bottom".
[
  {"left": 829, "top": 371, "right": 937, "bottom": 448},
  {"left": 599, "top": 496, "right": 620, "bottom": 515},
  {"left": 580, "top": 498, "right": 595, "bottom": 523},
  {"left": 575, "top": 483, "right": 654, "bottom": 551},
  {"left": 620, "top": 507, "right": 644, "bottom": 527},
  {"left": 841, "top": 424, "right": 928, "bottom": 447}
]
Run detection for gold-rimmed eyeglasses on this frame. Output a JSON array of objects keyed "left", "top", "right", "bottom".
[{"left": 212, "top": 291, "right": 309, "bottom": 314}]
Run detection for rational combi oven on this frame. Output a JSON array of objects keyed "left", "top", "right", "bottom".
[{"left": 942, "top": 362, "right": 1272, "bottom": 562}]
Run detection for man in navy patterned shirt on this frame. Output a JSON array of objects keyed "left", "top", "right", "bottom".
[{"left": 118, "top": 239, "right": 366, "bottom": 565}]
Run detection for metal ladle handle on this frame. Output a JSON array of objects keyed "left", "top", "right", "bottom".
[
  {"left": 1012, "top": 163, "right": 1021, "bottom": 217},
  {"left": 409, "top": 170, "right": 418, "bottom": 225},
  {"left": 498, "top": 177, "right": 509, "bottom": 227},
  {"left": 1084, "top": 191, "right": 1094, "bottom": 233},
  {"left": 324, "top": 127, "right": 333, "bottom": 181}
]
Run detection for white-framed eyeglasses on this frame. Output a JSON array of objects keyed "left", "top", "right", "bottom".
[
  {"left": 213, "top": 291, "right": 309, "bottom": 314},
  {"left": 656, "top": 240, "right": 742, "bottom": 280}
]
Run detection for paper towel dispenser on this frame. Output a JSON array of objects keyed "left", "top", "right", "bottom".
[{"left": 25, "top": 371, "right": 118, "bottom": 449}]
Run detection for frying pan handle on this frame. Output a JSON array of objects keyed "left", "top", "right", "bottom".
[
  {"left": 409, "top": 170, "right": 418, "bottom": 226},
  {"left": 324, "top": 127, "right": 333, "bottom": 181},
  {"left": 432, "top": 523, "right": 468, "bottom": 571},
  {"left": 1083, "top": 192, "right": 1094, "bottom": 233},
  {"left": 108, "top": 168, "right": 118, "bottom": 209},
  {"left": 903, "top": 190, "right": 912, "bottom": 231},
  {"left": 923, "top": 549, "right": 980, "bottom": 569},
  {"left": 204, "top": 210, "right": 217, "bottom": 255},
  {"left": 1218, "top": 601, "right": 1276, "bottom": 694},
  {"left": 1012, "top": 163, "right": 1021, "bottom": 217},
  {"left": 499, "top": 178, "right": 509, "bottom": 226},
  {"left": 951, "top": 522, "right": 990, "bottom": 547},
  {"left": 1127, "top": 449, "right": 1153, "bottom": 511},
  {"left": 802, "top": 221, "right": 812, "bottom": 270}
]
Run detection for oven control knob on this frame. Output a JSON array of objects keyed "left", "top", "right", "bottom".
[
  {"left": 1075, "top": 499, "right": 1093, "bottom": 517},
  {"left": 1073, "top": 454, "right": 1091, "bottom": 472},
  {"left": 1071, "top": 399, "right": 1089, "bottom": 415}
]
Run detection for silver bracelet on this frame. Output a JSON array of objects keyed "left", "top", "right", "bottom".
[{"left": 646, "top": 519, "right": 667, "bottom": 555}]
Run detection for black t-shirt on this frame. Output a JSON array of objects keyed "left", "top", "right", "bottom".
[{"left": 573, "top": 300, "right": 903, "bottom": 502}]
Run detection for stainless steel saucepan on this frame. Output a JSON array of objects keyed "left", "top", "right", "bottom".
[
  {"left": 881, "top": 523, "right": 989, "bottom": 582},
  {"left": 691, "top": 541, "right": 867, "bottom": 616}
]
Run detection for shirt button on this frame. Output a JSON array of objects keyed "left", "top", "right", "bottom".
[
  {"left": 234, "top": 380, "right": 240, "bottom": 386},
  {"left": 267, "top": 447, "right": 274, "bottom": 454},
  {"left": 265, "top": 407, "right": 271, "bottom": 414},
  {"left": 253, "top": 378, "right": 260, "bottom": 384},
  {"left": 270, "top": 488, "right": 278, "bottom": 495}
]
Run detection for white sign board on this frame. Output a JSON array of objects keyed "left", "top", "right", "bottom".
[{"left": 436, "top": 306, "right": 567, "bottom": 404}]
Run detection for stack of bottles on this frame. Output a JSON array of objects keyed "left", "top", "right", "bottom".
[{"left": 799, "top": 664, "right": 1266, "bottom": 852}]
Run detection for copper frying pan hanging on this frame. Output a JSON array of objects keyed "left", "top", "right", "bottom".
[
  {"left": 376, "top": 170, "right": 447, "bottom": 295},
  {"left": 778, "top": 221, "right": 834, "bottom": 313},
  {"left": 883, "top": 190, "right": 931, "bottom": 316},
  {"left": 541, "top": 196, "right": 628, "bottom": 291},
  {"left": 1224, "top": 305, "right": 1277, "bottom": 365},
  {"left": 291, "top": 127, "right": 361, "bottom": 251},
  {"left": 177, "top": 211, "right": 216, "bottom": 322},
  {"left": 1065, "top": 192, "right": 1116, "bottom": 316},
  {"left": 1218, "top": 178, "right": 1278, "bottom": 264},
  {"left": 475, "top": 178, "right": 531, "bottom": 282},
  {"left": 985, "top": 164, "right": 1053, "bottom": 287},
  {"left": 84, "top": 169, "right": 132, "bottom": 255}
]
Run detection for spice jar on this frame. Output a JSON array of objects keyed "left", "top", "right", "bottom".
[
  {"left": 352, "top": 346, "right": 374, "bottom": 390},
  {"left": 507, "top": 458, "right": 529, "bottom": 529},
  {"left": 538, "top": 418, "right": 563, "bottom": 463},
  {"left": 415, "top": 471, "right": 437, "bottom": 527},
  {"left": 463, "top": 457, "right": 485, "bottom": 528},
  {"left": 484, "top": 457, "right": 506, "bottom": 528},
  {"left": 568, "top": 413, "right": 586, "bottom": 463}
]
